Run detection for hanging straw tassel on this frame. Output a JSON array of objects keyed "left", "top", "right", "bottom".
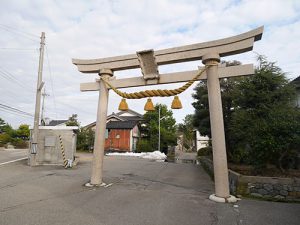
[
  {"left": 144, "top": 98, "right": 155, "bottom": 111},
  {"left": 171, "top": 96, "right": 182, "bottom": 109},
  {"left": 118, "top": 98, "right": 129, "bottom": 111}
]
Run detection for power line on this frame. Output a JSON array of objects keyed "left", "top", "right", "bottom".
[
  {"left": 0, "top": 67, "right": 35, "bottom": 93},
  {"left": 0, "top": 24, "right": 39, "bottom": 38},
  {"left": 45, "top": 46, "right": 58, "bottom": 119},
  {"left": 0, "top": 70, "right": 16, "bottom": 83},
  {"left": 0, "top": 47, "right": 37, "bottom": 51},
  {"left": 55, "top": 100, "right": 96, "bottom": 116},
  {"left": 0, "top": 103, "right": 34, "bottom": 117},
  {"left": 41, "top": 88, "right": 50, "bottom": 123},
  {"left": 44, "top": 46, "right": 94, "bottom": 119},
  {"left": 0, "top": 107, "right": 33, "bottom": 119},
  {"left": 0, "top": 86, "right": 31, "bottom": 103},
  {"left": 0, "top": 103, "right": 34, "bottom": 116},
  {"left": 0, "top": 24, "right": 39, "bottom": 42},
  {"left": 0, "top": 67, "right": 23, "bottom": 82},
  {"left": 0, "top": 26, "right": 38, "bottom": 42}
]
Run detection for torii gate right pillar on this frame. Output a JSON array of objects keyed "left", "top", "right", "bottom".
[{"left": 203, "top": 53, "right": 234, "bottom": 202}]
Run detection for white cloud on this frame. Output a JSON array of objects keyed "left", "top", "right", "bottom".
[{"left": 0, "top": 0, "right": 299, "bottom": 127}]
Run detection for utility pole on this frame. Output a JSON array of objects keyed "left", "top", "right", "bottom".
[
  {"left": 29, "top": 32, "right": 45, "bottom": 166},
  {"left": 158, "top": 105, "right": 166, "bottom": 152},
  {"left": 41, "top": 88, "right": 49, "bottom": 125},
  {"left": 158, "top": 106, "right": 160, "bottom": 151}
]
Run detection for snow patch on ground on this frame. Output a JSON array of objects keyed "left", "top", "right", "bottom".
[{"left": 107, "top": 151, "right": 167, "bottom": 161}]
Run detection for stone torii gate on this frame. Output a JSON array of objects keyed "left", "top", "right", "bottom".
[{"left": 72, "top": 26, "right": 263, "bottom": 203}]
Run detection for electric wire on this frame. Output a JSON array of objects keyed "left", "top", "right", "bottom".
[
  {"left": 0, "top": 103, "right": 34, "bottom": 116},
  {"left": 55, "top": 100, "right": 96, "bottom": 116},
  {"left": 0, "top": 67, "right": 35, "bottom": 93},
  {"left": 0, "top": 24, "right": 39, "bottom": 38},
  {"left": 45, "top": 46, "right": 58, "bottom": 119},
  {"left": 0, "top": 103, "right": 34, "bottom": 117},
  {"left": 0, "top": 48, "right": 37, "bottom": 51},
  {"left": 0, "top": 107, "right": 33, "bottom": 119},
  {"left": 0, "top": 26, "right": 38, "bottom": 123},
  {"left": 0, "top": 24, "right": 39, "bottom": 42},
  {"left": 0, "top": 85, "right": 32, "bottom": 101}
]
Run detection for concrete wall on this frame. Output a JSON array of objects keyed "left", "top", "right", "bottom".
[
  {"left": 31, "top": 127, "right": 77, "bottom": 165},
  {"left": 195, "top": 131, "right": 209, "bottom": 150},
  {"left": 199, "top": 156, "right": 300, "bottom": 201}
]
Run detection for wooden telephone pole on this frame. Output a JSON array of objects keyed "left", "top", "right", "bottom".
[{"left": 29, "top": 32, "right": 45, "bottom": 166}]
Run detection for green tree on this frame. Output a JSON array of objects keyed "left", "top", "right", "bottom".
[
  {"left": 0, "top": 118, "right": 13, "bottom": 134},
  {"left": 177, "top": 114, "right": 195, "bottom": 151},
  {"left": 192, "top": 62, "right": 241, "bottom": 155},
  {"left": 142, "top": 104, "right": 177, "bottom": 153},
  {"left": 10, "top": 124, "right": 30, "bottom": 148},
  {"left": 192, "top": 56, "right": 300, "bottom": 171},
  {"left": 192, "top": 81, "right": 210, "bottom": 137},
  {"left": 0, "top": 118, "right": 5, "bottom": 132},
  {"left": 0, "top": 133, "right": 11, "bottom": 147},
  {"left": 66, "top": 114, "right": 80, "bottom": 126},
  {"left": 77, "top": 127, "right": 95, "bottom": 151},
  {"left": 229, "top": 56, "right": 300, "bottom": 170},
  {"left": 136, "top": 139, "right": 153, "bottom": 152},
  {"left": 0, "top": 118, "right": 13, "bottom": 146},
  {"left": 0, "top": 119, "right": 29, "bottom": 148},
  {"left": 192, "top": 60, "right": 241, "bottom": 138},
  {"left": 15, "top": 124, "right": 30, "bottom": 140}
]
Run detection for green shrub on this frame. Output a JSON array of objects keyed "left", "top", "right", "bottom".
[
  {"left": 197, "top": 146, "right": 212, "bottom": 156},
  {"left": 0, "top": 133, "right": 11, "bottom": 146},
  {"left": 11, "top": 138, "right": 28, "bottom": 149},
  {"left": 136, "top": 139, "right": 153, "bottom": 152}
]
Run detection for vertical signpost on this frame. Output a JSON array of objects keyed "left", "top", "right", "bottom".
[{"left": 73, "top": 27, "right": 263, "bottom": 202}]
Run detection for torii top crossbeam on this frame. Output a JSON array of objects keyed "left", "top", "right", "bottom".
[{"left": 72, "top": 26, "right": 263, "bottom": 73}]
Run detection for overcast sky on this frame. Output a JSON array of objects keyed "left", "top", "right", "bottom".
[{"left": 0, "top": 0, "right": 299, "bottom": 128}]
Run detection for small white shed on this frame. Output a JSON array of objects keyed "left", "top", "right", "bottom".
[{"left": 29, "top": 126, "right": 78, "bottom": 165}]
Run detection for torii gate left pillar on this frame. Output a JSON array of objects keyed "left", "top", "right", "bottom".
[{"left": 90, "top": 69, "right": 112, "bottom": 185}]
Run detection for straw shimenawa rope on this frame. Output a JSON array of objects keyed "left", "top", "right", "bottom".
[{"left": 101, "top": 63, "right": 217, "bottom": 99}]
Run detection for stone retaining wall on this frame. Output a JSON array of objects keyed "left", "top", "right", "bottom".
[{"left": 199, "top": 156, "right": 300, "bottom": 201}]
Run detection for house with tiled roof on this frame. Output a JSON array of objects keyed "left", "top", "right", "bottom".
[{"left": 83, "top": 109, "right": 143, "bottom": 152}]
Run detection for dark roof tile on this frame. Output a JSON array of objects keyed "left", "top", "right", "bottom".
[
  {"left": 120, "top": 116, "right": 143, "bottom": 121},
  {"left": 106, "top": 121, "right": 138, "bottom": 129},
  {"left": 48, "top": 120, "right": 68, "bottom": 126}
]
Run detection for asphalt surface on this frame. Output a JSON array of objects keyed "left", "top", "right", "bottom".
[
  {"left": 0, "top": 148, "right": 28, "bottom": 164},
  {"left": 0, "top": 153, "right": 299, "bottom": 225}
]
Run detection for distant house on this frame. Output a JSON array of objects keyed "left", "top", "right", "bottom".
[
  {"left": 194, "top": 130, "right": 209, "bottom": 150},
  {"left": 47, "top": 120, "right": 68, "bottom": 126},
  {"left": 84, "top": 109, "right": 143, "bottom": 152},
  {"left": 291, "top": 76, "right": 300, "bottom": 108},
  {"left": 176, "top": 130, "right": 209, "bottom": 152},
  {"left": 41, "top": 118, "right": 68, "bottom": 126}
]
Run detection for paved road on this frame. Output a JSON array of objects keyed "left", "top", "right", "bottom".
[
  {"left": 0, "top": 148, "right": 28, "bottom": 165},
  {"left": 0, "top": 154, "right": 299, "bottom": 225}
]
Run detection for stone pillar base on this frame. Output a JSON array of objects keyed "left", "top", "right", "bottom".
[
  {"left": 85, "top": 182, "right": 107, "bottom": 187},
  {"left": 209, "top": 194, "right": 238, "bottom": 203}
]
